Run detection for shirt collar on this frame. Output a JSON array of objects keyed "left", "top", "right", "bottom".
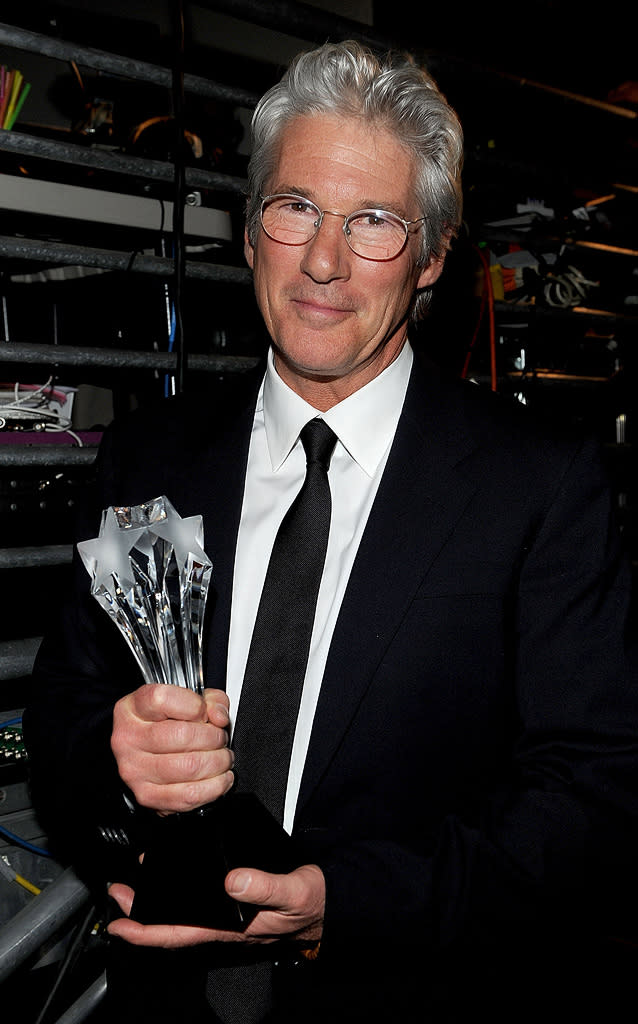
[{"left": 262, "top": 343, "right": 413, "bottom": 476}]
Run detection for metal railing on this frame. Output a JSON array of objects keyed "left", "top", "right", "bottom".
[
  {"left": 0, "top": 867, "right": 104, "bottom": 1023},
  {"left": 0, "top": 21, "right": 261, "bottom": 107},
  {"left": 0, "top": 638, "right": 43, "bottom": 679},
  {"left": 0, "top": 127, "right": 248, "bottom": 193},
  {"left": 0, "top": 867, "right": 91, "bottom": 983}
]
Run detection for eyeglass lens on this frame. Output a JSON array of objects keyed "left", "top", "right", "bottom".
[{"left": 261, "top": 196, "right": 408, "bottom": 260}]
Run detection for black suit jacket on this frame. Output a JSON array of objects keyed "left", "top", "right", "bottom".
[{"left": 24, "top": 353, "right": 638, "bottom": 1022}]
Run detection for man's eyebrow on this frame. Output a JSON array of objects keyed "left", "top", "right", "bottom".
[{"left": 268, "top": 184, "right": 314, "bottom": 199}]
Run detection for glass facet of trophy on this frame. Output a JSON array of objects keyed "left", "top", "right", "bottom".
[
  {"left": 78, "top": 495, "right": 295, "bottom": 930},
  {"left": 78, "top": 496, "right": 212, "bottom": 695}
]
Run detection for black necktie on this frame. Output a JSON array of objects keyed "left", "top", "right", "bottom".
[
  {"left": 232, "top": 416, "right": 338, "bottom": 822},
  {"left": 206, "top": 419, "right": 337, "bottom": 1024}
]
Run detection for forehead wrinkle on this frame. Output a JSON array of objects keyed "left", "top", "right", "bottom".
[{"left": 270, "top": 113, "right": 419, "bottom": 219}]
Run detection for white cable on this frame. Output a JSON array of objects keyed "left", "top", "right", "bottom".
[
  {"left": 1, "top": 379, "right": 82, "bottom": 443},
  {"left": 10, "top": 377, "right": 54, "bottom": 408},
  {"left": 45, "top": 424, "right": 84, "bottom": 446}
]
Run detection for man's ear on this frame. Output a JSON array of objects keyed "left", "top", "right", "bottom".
[
  {"left": 244, "top": 227, "right": 255, "bottom": 270},
  {"left": 416, "top": 252, "right": 446, "bottom": 291}
]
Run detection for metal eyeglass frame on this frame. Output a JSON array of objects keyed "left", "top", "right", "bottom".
[{"left": 259, "top": 193, "right": 426, "bottom": 261}]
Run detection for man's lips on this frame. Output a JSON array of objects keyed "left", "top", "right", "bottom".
[{"left": 291, "top": 295, "right": 356, "bottom": 318}]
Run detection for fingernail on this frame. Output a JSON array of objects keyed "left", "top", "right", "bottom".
[{"left": 227, "top": 870, "right": 251, "bottom": 896}]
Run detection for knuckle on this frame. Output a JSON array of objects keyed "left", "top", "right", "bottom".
[
  {"left": 214, "top": 747, "right": 234, "bottom": 772},
  {"left": 204, "top": 687, "right": 228, "bottom": 704},
  {"left": 212, "top": 769, "right": 234, "bottom": 799},
  {"left": 110, "top": 732, "right": 125, "bottom": 759},
  {"left": 262, "top": 875, "right": 278, "bottom": 902},
  {"left": 114, "top": 751, "right": 140, "bottom": 788},
  {"left": 181, "top": 781, "right": 205, "bottom": 811},
  {"left": 132, "top": 781, "right": 157, "bottom": 809},
  {"left": 146, "top": 683, "right": 170, "bottom": 712},
  {"left": 208, "top": 724, "right": 226, "bottom": 749},
  {"left": 176, "top": 751, "right": 202, "bottom": 780},
  {"left": 168, "top": 718, "right": 194, "bottom": 748}
]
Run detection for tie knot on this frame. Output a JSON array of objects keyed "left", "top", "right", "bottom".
[{"left": 299, "top": 418, "right": 337, "bottom": 471}]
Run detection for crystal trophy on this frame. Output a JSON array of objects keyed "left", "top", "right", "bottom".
[
  {"left": 77, "top": 496, "right": 212, "bottom": 696},
  {"left": 78, "top": 496, "right": 296, "bottom": 929}
]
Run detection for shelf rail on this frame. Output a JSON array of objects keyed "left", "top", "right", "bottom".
[
  {"left": 0, "top": 128, "right": 248, "bottom": 194},
  {"left": 0, "top": 21, "right": 260, "bottom": 108},
  {"left": 0, "top": 339, "right": 260, "bottom": 372}
]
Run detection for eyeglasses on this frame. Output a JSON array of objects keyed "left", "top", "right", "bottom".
[{"left": 259, "top": 193, "right": 426, "bottom": 261}]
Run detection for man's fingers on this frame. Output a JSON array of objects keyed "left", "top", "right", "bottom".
[
  {"left": 225, "top": 864, "right": 324, "bottom": 916},
  {"left": 105, "top": 864, "right": 324, "bottom": 948},
  {"left": 107, "top": 916, "right": 219, "bottom": 948},
  {"left": 118, "top": 718, "right": 228, "bottom": 756},
  {"left": 132, "top": 769, "right": 235, "bottom": 813},
  {"left": 128, "top": 739, "right": 233, "bottom": 777},
  {"left": 108, "top": 882, "right": 135, "bottom": 917},
  {"left": 225, "top": 869, "right": 275, "bottom": 905},
  {"left": 203, "top": 690, "right": 231, "bottom": 729},
  {"left": 129, "top": 683, "right": 208, "bottom": 723},
  {"left": 106, "top": 882, "right": 240, "bottom": 948}
]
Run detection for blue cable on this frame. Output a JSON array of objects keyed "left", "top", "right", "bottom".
[
  {"left": 0, "top": 823, "right": 52, "bottom": 858},
  {"left": 1, "top": 718, "right": 52, "bottom": 858},
  {"left": 164, "top": 302, "right": 176, "bottom": 398}
]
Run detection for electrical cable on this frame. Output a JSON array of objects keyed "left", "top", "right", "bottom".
[
  {"left": 125, "top": 248, "right": 142, "bottom": 273},
  {"left": 0, "top": 824, "right": 52, "bottom": 858},
  {"left": 11, "top": 376, "right": 53, "bottom": 405},
  {"left": 165, "top": 300, "right": 177, "bottom": 398},
  {"left": 69, "top": 60, "right": 84, "bottom": 93},
  {"left": 171, "top": 0, "right": 187, "bottom": 395},
  {"left": 32, "top": 900, "right": 99, "bottom": 1024},
  {"left": 0, "top": 378, "right": 82, "bottom": 441},
  {"left": 45, "top": 424, "right": 84, "bottom": 445},
  {"left": 0, "top": 852, "right": 41, "bottom": 895}
]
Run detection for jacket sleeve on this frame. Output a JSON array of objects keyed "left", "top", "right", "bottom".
[{"left": 22, "top": 417, "right": 161, "bottom": 890}]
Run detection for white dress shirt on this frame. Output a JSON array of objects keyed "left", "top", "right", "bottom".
[{"left": 226, "top": 342, "right": 413, "bottom": 832}]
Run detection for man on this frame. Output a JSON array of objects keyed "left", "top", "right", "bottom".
[{"left": 24, "top": 40, "right": 638, "bottom": 1024}]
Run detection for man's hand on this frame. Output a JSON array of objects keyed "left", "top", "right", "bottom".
[
  {"left": 106, "top": 864, "right": 325, "bottom": 949},
  {"left": 111, "top": 684, "right": 234, "bottom": 814}
]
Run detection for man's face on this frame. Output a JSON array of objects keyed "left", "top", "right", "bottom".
[{"left": 244, "top": 113, "right": 445, "bottom": 408}]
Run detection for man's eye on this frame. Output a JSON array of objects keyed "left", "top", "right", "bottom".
[{"left": 356, "top": 213, "right": 392, "bottom": 231}]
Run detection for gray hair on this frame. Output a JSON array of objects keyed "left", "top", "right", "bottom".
[{"left": 245, "top": 40, "right": 464, "bottom": 318}]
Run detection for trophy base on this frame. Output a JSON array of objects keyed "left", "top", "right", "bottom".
[{"left": 130, "top": 792, "right": 298, "bottom": 930}]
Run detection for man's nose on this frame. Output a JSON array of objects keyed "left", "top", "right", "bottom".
[{"left": 299, "top": 212, "right": 351, "bottom": 283}]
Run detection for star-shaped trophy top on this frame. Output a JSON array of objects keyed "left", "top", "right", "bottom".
[
  {"left": 77, "top": 496, "right": 211, "bottom": 593},
  {"left": 77, "top": 506, "right": 146, "bottom": 591},
  {"left": 150, "top": 497, "right": 211, "bottom": 571}
]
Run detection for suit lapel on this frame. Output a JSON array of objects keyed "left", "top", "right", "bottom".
[{"left": 297, "top": 357, "right": 481, "bottom": 812}]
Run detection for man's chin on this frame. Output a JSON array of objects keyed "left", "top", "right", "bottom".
[{"left": 272, "top": 347, "right": 347, "bottom": 384}]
